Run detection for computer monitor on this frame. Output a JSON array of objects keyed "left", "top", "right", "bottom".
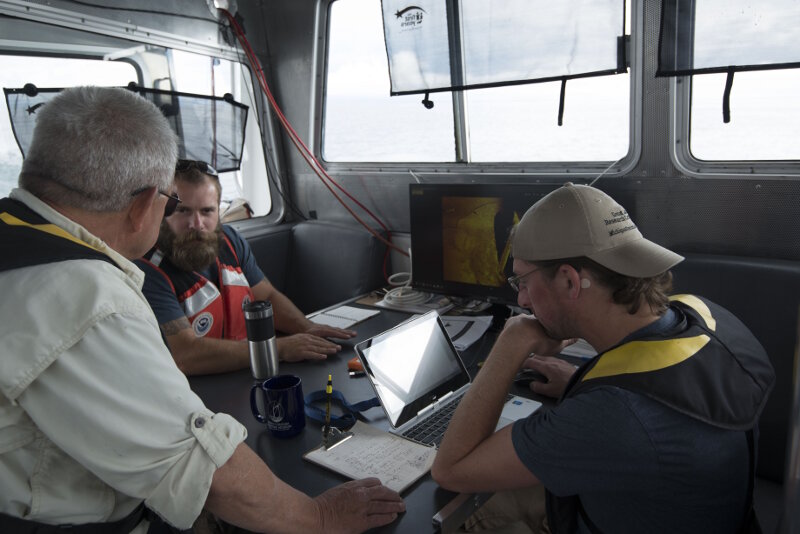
[{"left": 409, "top": 183, "right": 545, "bottom": 305}]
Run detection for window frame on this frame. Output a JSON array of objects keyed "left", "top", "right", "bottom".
[
  {"left": 671, "top": 74, "right": 800, "bottom": 178},
  {"left": 314, "top": 0, "right": 643, "bottom": 180}
]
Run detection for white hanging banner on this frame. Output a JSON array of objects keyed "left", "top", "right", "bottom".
[
  {"left": 381, "top": 1, "right": 452, "bottom": 94},
  {"left": 382, "top": 0, "right": 625, "bottom": 95}
]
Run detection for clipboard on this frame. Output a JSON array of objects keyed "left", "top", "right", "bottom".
[{"left": 303, "top": 420, "right": 436, "bottom": 493}]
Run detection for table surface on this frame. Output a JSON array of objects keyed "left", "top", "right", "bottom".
[{"left": 189, "top": 305, "right": 549, "bottom": 533}]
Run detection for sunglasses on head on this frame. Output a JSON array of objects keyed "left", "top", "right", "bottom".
[
  {"left": 175, "top": 159, "right": 218, "bottom": 177},
  {"left": 131, "top": 187, "right": 181, "bottom": 217}
]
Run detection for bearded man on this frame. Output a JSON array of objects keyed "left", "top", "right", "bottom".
[{"left": 135, "top": 160, "right": 355, "bottom": 375}]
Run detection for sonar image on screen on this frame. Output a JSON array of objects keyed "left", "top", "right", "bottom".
[{"left": 441, "top": 196, "right": 520, "bottom": 287}]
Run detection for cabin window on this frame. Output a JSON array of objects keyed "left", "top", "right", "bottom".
[
  {"left": 0, "top": 56, "right": 136, "bottom": 198},
  {"left": 688, "top": 69, "right": 800, "bottom": 162},
  {"left": 466, "top": 75, "right": 629, "bottom": 162},
  {"left": 659, "top": 0, "right": 800, "bottom": 171},
  {"left": 170, "top": 50, "right": 271, "bottom": 216},
  {"left": 1, "top": 52, "right": 271, "bottom": 215},
  {"left": 324, "top": 0, "right": 456, "bottom": 162},
  {"left": 323, "top": 0, "right": 631, "bottom": 164}
]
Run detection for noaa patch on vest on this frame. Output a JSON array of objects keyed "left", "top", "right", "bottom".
[{"left": 193, "top": 312, "right": 214, "bottom": 336}]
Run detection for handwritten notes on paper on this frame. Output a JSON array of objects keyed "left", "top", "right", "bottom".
[{"left": 303, "top": 420, "right": 436, "bottom": 493}]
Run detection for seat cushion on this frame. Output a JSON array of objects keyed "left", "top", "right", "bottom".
[{"left": 286, "top": 221, "right": 386, "bottom": 313}]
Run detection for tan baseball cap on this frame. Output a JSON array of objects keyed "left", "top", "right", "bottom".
[{"left": 512, "top": 183, "right": 683, "bottom": 278}]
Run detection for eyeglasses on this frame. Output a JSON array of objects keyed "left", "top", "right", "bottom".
[
  {"left": 131, "top": 187, "right": 181, "bottom": 217},
  {"left": 176, "top": 159, "right": 218, "bottom": 177},
  {"left": 160, "top": 191, "right": 181, "bottom": 217},
  {"left": 507, "top": 266, "right": 541, "bottom": 292}
]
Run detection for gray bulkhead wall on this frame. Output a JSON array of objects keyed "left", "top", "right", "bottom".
[{"left": 254, "top": 0, "right": 800, "bottom": 262}]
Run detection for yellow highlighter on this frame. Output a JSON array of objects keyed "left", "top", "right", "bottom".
[{"left": 323, "top": 374, "right": 332, "bottom": 444}]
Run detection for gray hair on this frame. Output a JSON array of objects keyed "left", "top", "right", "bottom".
[{"left": 19, "top": 86, "right": 178, "bottom": 212}]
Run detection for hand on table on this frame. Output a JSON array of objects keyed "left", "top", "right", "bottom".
[
  {"left": 521, "top": 354, "right": 579, "bottom": 399},
  {"left": 305, "top": 324, "right": 357, "bottom": 341},
  {"left": 314, "top": 478, "right": 405, "bottom": 533},
  {"left": 277, "top": 333, "right": 342, "bottom": 362}
]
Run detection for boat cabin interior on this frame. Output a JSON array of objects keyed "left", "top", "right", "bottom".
[{"left": 1, "top": 0, "right": 799, "bottom": 531}]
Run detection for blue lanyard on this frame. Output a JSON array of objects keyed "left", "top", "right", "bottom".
[{"left": 304, "top": 389, "right": 380, "bottom": 430}]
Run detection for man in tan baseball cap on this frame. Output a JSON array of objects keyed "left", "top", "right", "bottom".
[
  {"left": 511, "top": 182, "right": 684, "bottom": 277},
  {"left": 433, "top": 183, "right": 773, "bottom": 533}
]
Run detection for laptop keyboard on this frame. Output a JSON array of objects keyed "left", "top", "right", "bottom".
[
  {"left": 401, "top": 394, "right": 516, "bottom": 447},
  {"left": 401, "top": 395, "right": 464, "bottom": 447}
]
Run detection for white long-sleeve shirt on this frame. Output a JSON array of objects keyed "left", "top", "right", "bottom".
[{"left": 0, "top": 188, "right": 246, "bottom": 530}]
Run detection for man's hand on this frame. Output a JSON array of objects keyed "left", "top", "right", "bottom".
[
  {"left": 277, "top": 333, "right": 342, "bottom": 362},
  {"left": 495, "top": 316, "right": 580, "bottom": 398},
  {"left": 522, "top": 355, "right": 579, "bottom": 399},
  {"left": 498, "top": 314, "right": 573, "bottom": 359},
  {"left": 305, "top": 324, "right": 357, "bottom": 341},
  {"left": 314, "top": 478, "right": 405, "bottom": 534}
]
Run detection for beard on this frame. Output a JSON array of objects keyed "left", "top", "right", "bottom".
[{"left": 157, "top": 220, "right": 222, "bottom": 272}]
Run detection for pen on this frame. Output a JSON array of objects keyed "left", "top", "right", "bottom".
[{"left": 323, "top": 374, "right": 332, "bottom": 443}]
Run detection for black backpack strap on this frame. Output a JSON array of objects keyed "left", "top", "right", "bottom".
[
  {"left": 0, "top": 504, "right": 191, "bottom": 534},
  {"left": 545, "top": 491, "right": 604, "bottom": 534},
  {"left": 0, "top": 503, "right": 147, "bottom": 534},
  {"left": 576, "top": 498, "right": 604, "bottom": 534}
]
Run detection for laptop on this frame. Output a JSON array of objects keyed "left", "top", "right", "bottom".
[{"left": 354, "top": 311, "right": 541, "bottom": 448}]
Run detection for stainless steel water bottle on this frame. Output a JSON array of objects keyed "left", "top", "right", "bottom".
[{"left": 243, "top": 300, "right": 279, "bottom": 380}]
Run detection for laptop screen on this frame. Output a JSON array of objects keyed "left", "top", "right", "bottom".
[{"left": 355, "top": 311, "right": 470, "bottom": 428}]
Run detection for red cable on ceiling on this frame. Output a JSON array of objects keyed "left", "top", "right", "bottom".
[{"left": 219, "top": 8, "right": 408, "bottom": 261}]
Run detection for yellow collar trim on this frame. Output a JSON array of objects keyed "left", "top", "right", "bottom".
[
  {"left": 0, "top": 212, "right": 101, "bottom": 252},
  {"left": 669, "top": 294, "right": 716, "bottom": 331},
  {"left": 582, "top": 334, "right": 710, "bottom": 382}
]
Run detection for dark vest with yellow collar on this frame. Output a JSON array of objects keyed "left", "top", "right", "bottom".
[
  {"left": 0, "top": 197, "right": 114, "bottom": 272},
  {"left": 546, "top": 294, "right": 774, "bottom": 534}
]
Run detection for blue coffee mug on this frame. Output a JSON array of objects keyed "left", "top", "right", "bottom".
[{"left": 250, "top": 374, "right": 306, "bottom": 438}]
